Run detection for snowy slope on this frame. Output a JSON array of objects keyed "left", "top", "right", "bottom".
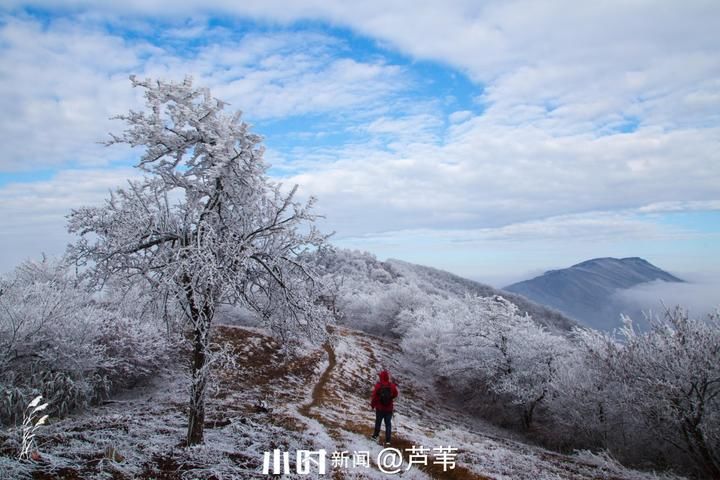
[
  {"left": 0, "top": 324, "right": 682, "bottom": 479},
  {"left": 386, "top": 259, "right": 577, "bottom": 333}
]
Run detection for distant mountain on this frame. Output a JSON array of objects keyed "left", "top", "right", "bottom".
[{"left": 503, "top": 257, "right": 683, "bottom": 331}]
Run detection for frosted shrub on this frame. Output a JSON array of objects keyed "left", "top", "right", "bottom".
[{"left": 0, "top": 258, "right": 172, "bottom": 425}]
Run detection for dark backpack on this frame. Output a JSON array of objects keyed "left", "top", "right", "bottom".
[{"left": 378, "top": 385, "right": 392, "bottom": 406}]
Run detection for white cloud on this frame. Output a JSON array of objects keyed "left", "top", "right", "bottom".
[
  {"left": 336, "top": 209, "right": 686, "bottom": 246},
  {"left": 11, "top": 1, "right": 717, "bottom": 129},
  {"left": 326, "top": 207, "right": 720, "bottom": 283},
  {"left": 615, "top": 280, "right": 720, "bottom": 321},
  {"left": 448, "top": 110, "right": 472, "bottom": 124},
  {"left": 0, "top": 168, "right": 142, "bottom": 273},
  {"left": 0, "top": 168, "right": 139, "bottom": 220},
  {"left": 210, "top": 55, "right": 405, "bottom": 120},
  {"left": 0, "top": 16, "right": 150, "bottom": 171},
  {"left": 362, "top": 113, "right": 443, "bottom": 147},
  {"left": 0, "top": 16, "right": 407, "bottom": 171},
  {"left": 1, "top": 2, "right": 718, "bottom": 277},
  {"left": 636, "top": 200, "right": 720, "bottom": 214},
  {"left": 286, "top": 123, "right": 720, "bottom": 236}
]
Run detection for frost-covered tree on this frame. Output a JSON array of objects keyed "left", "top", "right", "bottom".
[
  {"left": 548, "top": 309, "right": 720, "bottom": 476},
  {"left": 547, "top": 328, "right": 631, "bottom": 450},
  {"left": 613, "top": 309, "right": 720, "bottom": 477},
  {"left": 68, "top": 76, "right": 329, "bottom": 445},
  {"left": 402, "top": 294, "right": 569, "bottom": 428},
  {"left": 443, "top": 296, "right": 570, "bottom": 428},
  {"left": 306, "top": 248, "right": 428, "bottom": 336}
]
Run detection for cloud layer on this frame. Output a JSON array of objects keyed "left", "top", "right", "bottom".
[
  {"left": 615, "top": 278, "right": 720, "bottom": 323},
  {"left": 1, "top": 2, "right": 719, "bottom": 278}
]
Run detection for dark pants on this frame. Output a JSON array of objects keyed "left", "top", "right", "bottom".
[{"left": 373, "top": 410, "right": 393, "bottom": 442}]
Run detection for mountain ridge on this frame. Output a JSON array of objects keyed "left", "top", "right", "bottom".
[
  {"left": 386, "top": 258, "right": 578, "bottom": 332},
  {"left": 503, "top": 257, "right": 683, "bottom": 330}
]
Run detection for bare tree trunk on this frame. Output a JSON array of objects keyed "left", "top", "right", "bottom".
[
  {"left": 187, "top": 304, "right": 212, "bottom": 446},
  {"left": 187, "top": 323, "right": 207, "bottom": 445},
  {"left": 686, "top": 422, "right": 720, "bottom": 479},
  {"left": 522, "top": 391, "right": 545, "bottom": 430}
]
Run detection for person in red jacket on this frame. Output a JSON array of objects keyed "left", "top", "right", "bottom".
[{"left": 370, "top": 370, "right": 399, "bottom": 445}]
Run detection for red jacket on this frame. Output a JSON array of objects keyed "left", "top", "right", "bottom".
[{"left": 370, "top": 370, "right": 399, "bottom": 412}]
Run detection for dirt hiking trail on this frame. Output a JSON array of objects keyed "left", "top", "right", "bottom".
[{"left": 298, "top": 338, "right": 490, "bottom": 479}]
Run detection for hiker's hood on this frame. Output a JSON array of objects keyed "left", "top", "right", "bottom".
[{"left": 379, "top": 370, "right": 390, "bottom": 383}]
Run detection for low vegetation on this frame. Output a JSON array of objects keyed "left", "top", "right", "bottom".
[{"left": 0, "top": 257, "right": 173, "bottom": 426}]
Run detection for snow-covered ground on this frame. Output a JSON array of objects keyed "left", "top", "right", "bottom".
[{"left": 0, "top": 325, "right": 683, "bottom": 479}]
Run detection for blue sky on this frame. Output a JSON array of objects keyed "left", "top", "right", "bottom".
[{"left": 1, "top": 1, "right": 719, "bottom": 286}]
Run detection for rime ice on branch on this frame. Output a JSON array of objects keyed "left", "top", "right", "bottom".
[{"left": 67, "top": 76, "right": 331, "bottom": 445}]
